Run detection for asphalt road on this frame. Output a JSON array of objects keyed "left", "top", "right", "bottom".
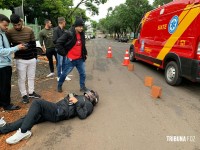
[{"left": 22, "top": 38, "right": 200, "bottom": 150}]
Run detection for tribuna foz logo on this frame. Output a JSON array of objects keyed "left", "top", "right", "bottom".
[{"left": 166, "top": 136, "right": 195, "bottom": 142}]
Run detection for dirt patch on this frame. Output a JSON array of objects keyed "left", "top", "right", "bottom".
[{"left": 0, "top": 60, "right": 65, "bottom": 150}]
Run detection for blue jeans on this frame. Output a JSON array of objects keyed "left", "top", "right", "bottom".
[
  {"left": 58, "top": 58, "right": 86, "bottom": 88},
  {"left": 57, "top": 54, "right": 66, "bottom": 78}
]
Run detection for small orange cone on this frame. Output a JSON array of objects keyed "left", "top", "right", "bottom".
[
  {"left": 151, "top": 85, "right": 162, "bottom": 98},
  {"left": 106, "top": 47, "right": 112, "bottom": 58},
  {"left": 128, "top": 63, "right": 134, "bottom": 71},
  {"left": 122, "top": 49, "right": 130, "bottom": 66},
  {"left": 144, "top": 76, "right": 154, "bottom": 87}
]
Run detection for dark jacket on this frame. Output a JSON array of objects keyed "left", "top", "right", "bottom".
[
  {"left": 55, "top": 95, "right": 93, "bottom": 121},
  {"left": 0, "top": 96, "right": 94, "bottom": 134},
  {"left": 55, "top": 26, "right": 87, "bottom": 60},
  {"left": 53, "top": 26, "right": 65, "bottom": 44}
]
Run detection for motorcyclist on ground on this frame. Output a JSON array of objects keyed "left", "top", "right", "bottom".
[{"left": 0, "top": 89, "right": 99, "bottom": 145}]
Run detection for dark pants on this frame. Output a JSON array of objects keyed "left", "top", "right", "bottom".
[
  {"left": 0, "top": 99, "right": 58, "bottom": 134},
  {"left": 0, "top": 66, "right": 12, "bottom": 108},
  {"left": 46, "top": 48, "right": 57, "bottom": 73}
]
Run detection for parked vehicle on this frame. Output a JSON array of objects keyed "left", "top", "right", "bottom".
[
  {"left": 130, "top": 32, "right": 134, "bottom": 40},
  {"left": 115, "top": 37, "right": 119, "bottom": 41},
  {"left": 85, "top": 35, "right": 91, "bottom": 40},
  {"left": 130, "top": 0, "right": 200, "bottom": 85},
  {"left": 90, "top": 35, "right": 95, "bottom": 39},
  {"left": 36, "top": 41, "right": 45, "bottom": 55},
  {"left": 118, "top": 37, "right": 129, "bottom": 42}
]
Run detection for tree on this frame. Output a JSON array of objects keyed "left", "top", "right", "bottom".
[
  {"left": 0, "top": 0, "right": 107, "bottom": 26},
  {"left": 125, "top": 0, "right": 153, "bottom": 32},
  {"left": 0, "top": 0, "right": 73, "bottom": 25},
  {"left": 90, "top": 20, "right": 97, "bottom": 33},
  {"left": 23, "top": 0, "right": 73, "bottom": 25},
  {"left": 0, "top": 0, "right": 21, "bottom": 10},
  {"left": 68, "top": 0, "right": 108, "bottom": 18},
  {"left": 91, "top": 20, "right": 97, "bottom": 29},
  {"left": 98, "top": 0, "right": 153, "bottom": 37},
  {"left": 107, "top": 7, "right": 113, "bottom": 16}
]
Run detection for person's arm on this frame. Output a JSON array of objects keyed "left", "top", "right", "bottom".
[
  {"left": 83, "top": 45, "right": 88, "bottom": 56},
  {"left": 53, "top": 28, "right": 58, "bottom": 44},
  {"left": 28, "top": 30, "right": 36, "bottom": 48},
  {"left": 55, "top": 32, "right": 68, "bottom": 52},
  {"left": 6, "top": 32, "right": 12, "bottom": 45},
  {"left": 0, "top": 35, "right": 24, "bottom": 56},
  {"left": 69, "top": 97, "right": 93, "bottom": 119},
  {"left": 82, "top": 32, "right": 88, "bottom": 59},
  {"left": 30, "top": 29, "right": 36, "bottom": 41},
  {"left": 38, "top": 31, "right": 46, "bottom": 53}
]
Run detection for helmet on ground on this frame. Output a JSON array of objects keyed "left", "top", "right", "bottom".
[{"left": 84, "top": 90, "right": 99, "bottom": 106}]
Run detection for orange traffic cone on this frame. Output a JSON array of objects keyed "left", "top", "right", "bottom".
[
  {"left": 122, "top": 49, "right": 130, "bottom": 66},
  {"left": 151, "top": 85, "right": 162, "bottom": 98},
  {"left": 106, "top": 47, "right": 112, "bottom": 58},
  {"left": 144, "top": 76, "right": 154, "bottom": 87}
]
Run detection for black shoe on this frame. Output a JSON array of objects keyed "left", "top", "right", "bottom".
[
  {"left": 4, "top": 104, "right": 21, "bottom": 111},
  {"left": 29, "top": 92, "right": 41, "bottom": 98},
  {"left": 22, "top": 95, "right": 29, "bottom": 104},
  {"left": 80, "top": 86, "right": 88, "bottom": 92},
  {"left": 57, "top": 85, "right": 62, "bottom": 93}
]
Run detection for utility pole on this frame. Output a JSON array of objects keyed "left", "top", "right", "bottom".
[
  {"left": 22, "top": 0, "right": 26, "bottom": 25},
  {"left": 22, "top": 0, "right": 25, "bottom": 19}
]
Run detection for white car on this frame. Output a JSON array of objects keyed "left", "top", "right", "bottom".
[
  {"left": 85, "top": 35, "right": 90, "bottom": 40},
  {"left": 36, "top": 40, "right": 41, "bottom": 48},
  {"left": 36, "top": 40, "right": 45, "bottom": 55}
]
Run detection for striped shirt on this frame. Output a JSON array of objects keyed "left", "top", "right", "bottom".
[{"left": 6, "top": 26, "right": 37, "bottom": 60}]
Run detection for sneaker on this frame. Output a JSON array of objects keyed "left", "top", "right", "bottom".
[
  {"left": 57, "top": 85, "right": 63, "bottom": 93},
  {"left": 0, "top": 117, "right": 6, "bottom": 127},
  {"left": 22, "top": 95, "right": 29, "bottom": 104},
  {"left": 6, "top": 128, "right": 32, "bottom": 144},
  {"left": 65, "top": 76, "right": 71, "bottom": 81},
  {"left": 46, "top": 72, "right": 54, "bottom": 77},
  {"left": 80, "top": 86, "right": 88, "bottom": 92},
  {"left": 57, "top": 76, "right": 71, "bottom": 81},
  {"left": 29, "top": 92, "right": 41, "bottom": 98}
]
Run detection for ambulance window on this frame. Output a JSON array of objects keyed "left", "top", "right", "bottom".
[{"left": 135, "top": 23, "right": 142, "bottom": 38}]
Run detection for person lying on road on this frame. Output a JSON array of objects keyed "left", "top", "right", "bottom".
[{"left": 0, "top": 89, "right": 99, "bottom": 144}]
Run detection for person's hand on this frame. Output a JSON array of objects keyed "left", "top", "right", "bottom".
[
  {"left": 42, "top": 48, "right": 46, "bottom": 54},
  {"left": 69, "top": 97, "right": 78, "bottom": 104},
  {"left": 42, "top": 47, "right": 46, "bottom": 54},
  {"left": 17, "top": 44, "right": 26, "bottom": 50},
  {"left": 85, "top": 55, "right": 87, "bottom": 60}
]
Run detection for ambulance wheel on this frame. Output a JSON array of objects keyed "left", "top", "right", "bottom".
[
  {"left": 129, "top": 45, "right": 136, "bottom": 62},
  {"left": 165, "top": 61, "right": 182, "bottom": 86}
]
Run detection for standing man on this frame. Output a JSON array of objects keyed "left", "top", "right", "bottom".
[
  {"left": 7, "top": 14, "right": 41, "bottom": 104},
  {"left": 0, "top": 14, "right": 25, "bottom": 110},
  {"left": 56, "top": 17, "right": 88, "bottom": 92},
  {"left": 53, "top": 17, "right": 71, "bottom": 81},
  {"left": 39, "top": 19, "right": 57, "bottom": 78}
]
